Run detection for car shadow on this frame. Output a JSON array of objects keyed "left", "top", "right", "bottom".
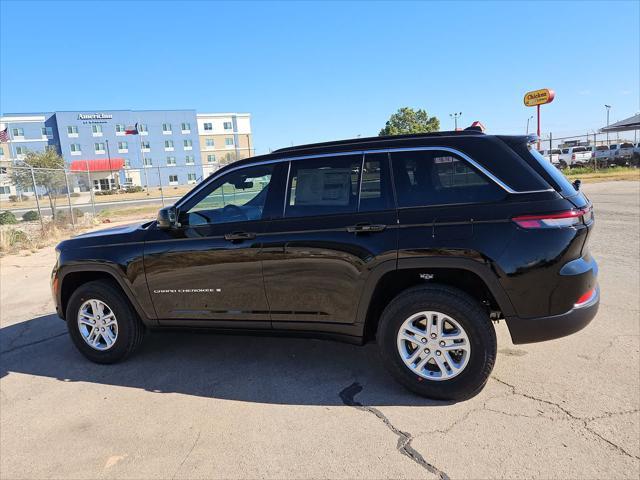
[{"left": 0, "top": 314, "right": 453, "bottom": 407}]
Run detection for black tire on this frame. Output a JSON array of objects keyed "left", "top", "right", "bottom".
[
  {"left": 377, "top": 284, "right": 496, "bottom": 401},
  {"left": 66, "top": 279, "right": 145, "bottom": 364}
]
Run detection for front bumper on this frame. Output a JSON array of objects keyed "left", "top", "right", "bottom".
[{"left": 505, "top": 286, "right": 599, "bottom": 344}]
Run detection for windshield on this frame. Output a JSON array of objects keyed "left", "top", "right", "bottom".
[
  {"left": 596, "top": 146, "right": 609, "bottom": 151},
  {"left": 621, "top": 143, "right": 633, "bottom": 148},
  {"left": 550, "top": 149, "right": 561, "bottom": 154},
  {"left": 573, "top": 147, "right": 587, "bottom": 153}
]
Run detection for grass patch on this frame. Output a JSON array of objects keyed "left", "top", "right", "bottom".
[
  {"left": 98, "top": 204, "right": 160, "bottom": 220},
  {"left": 563, "top": 166, "right": 639, "bottom": 183}
]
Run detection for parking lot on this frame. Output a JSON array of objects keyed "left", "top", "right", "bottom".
[{"left": 0, "top": 180, "right": 638, "bottom": 479}]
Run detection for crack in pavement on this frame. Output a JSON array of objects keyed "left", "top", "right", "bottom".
[
  {"left": 491, "top": 376, "right": 640, "bottom": 460},
  {"left": 339, "top": 382, "right": 449, "bottom": 480},
  {"left": 171, "top": 429, "right": 201, "bottom": 479}
]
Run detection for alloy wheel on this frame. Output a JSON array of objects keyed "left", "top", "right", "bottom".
[
  {"left": 396, "top": 311, "right": 471, "bottom": 381},
  {"left": 77, "top": 299, "right": 118, "bottom": 351}
]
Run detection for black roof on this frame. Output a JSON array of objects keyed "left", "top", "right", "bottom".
[
  {"left": 192, "top": 130, "right": 551, "bottom": 201},
  {"left": 273, "top": 130, "right": 484, "bottom": 154},
  {"left": 216, "top": 130, "right": 491, "bottom": 176}
]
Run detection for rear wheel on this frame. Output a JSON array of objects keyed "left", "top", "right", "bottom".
[
  {"left": 377, "top": 285, "right": 496, "bottom": 401},
  {"left": 66, "top": 280, "right": 145, "bottom": 363}
]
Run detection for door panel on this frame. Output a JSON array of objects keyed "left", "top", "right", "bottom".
[
  {"left": 144, "top": 220, "right": 270, "bottom": 321},
  {"left": 262, "top": 152, "right": 397, "bottom": 325},
  {"left": 262, "top": 211, "right": 398, "bottom": 324},
  {"left": 143, "top": 163, "right": 280, "bottom": 323}
]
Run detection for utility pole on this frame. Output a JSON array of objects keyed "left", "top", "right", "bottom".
[
  {"left": 604, "top": 105, "right": 611, "bottom": 146},
  {"left": 449, "top": 112, "right": 462, "bottom": 130},
  {"left": 526, "top": 115, "right": 534, "bottom": 134}
]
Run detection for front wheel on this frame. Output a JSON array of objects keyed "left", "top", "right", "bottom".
[
  {"left": 377, "top": 285, "right": 496, "bottom": 401},
  {"left": 66, "top": 280, "right": 145, "bottom": 364}
]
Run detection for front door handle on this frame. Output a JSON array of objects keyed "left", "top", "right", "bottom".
[
  {"left": 346, "top": 223, "right": 387, "bottom": 234},
  {"left": 224, "top": 231, "right": 256, "bottom": 241}
]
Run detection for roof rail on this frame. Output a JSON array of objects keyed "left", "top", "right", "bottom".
[{"left": 273, "top": 130, "right": 485, "bottom": 154}]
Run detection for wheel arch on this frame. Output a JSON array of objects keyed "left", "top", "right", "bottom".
[
  {"left": 357, "top": 257, "right": 515, "bottom": 341},
  {"left": 58, "top": 266, "right": 155, "bottom": 326}
]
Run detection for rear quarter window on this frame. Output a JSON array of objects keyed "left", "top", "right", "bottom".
[
  {"left": 525, "top": 148, "right": 577, "bottom": 197},
  {"left": 390, "top": 150, "right": 506, "bottom": 207}
]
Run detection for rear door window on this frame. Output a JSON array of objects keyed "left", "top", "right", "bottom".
[
  {"left": 285, "top": 155, "right": 361, "bottom": 218},
  {"left": 390, "top": 150, "right": 506, "bottom": 207},
  {"left": 360, "top": 153, "right": 393, "bottom": 212}
]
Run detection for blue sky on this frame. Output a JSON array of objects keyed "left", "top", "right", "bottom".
[{"left": 1, "top": 0, "right": 638, "bottom": 153}]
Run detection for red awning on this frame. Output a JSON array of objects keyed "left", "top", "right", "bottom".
[{"left": 69, "top": 158, "right": 125, "bottom": 172}]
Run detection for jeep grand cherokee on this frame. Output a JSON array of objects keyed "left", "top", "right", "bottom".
[{"left": 52, "top": 130, "right": 599, "bottom": 400}]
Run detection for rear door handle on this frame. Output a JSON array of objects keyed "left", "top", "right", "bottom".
[
  {"left": 346, "top": 223, "right": 387, "bottom": 234},
  {"left": 224, "top": 231, "right": 256, "bottom": 241}
]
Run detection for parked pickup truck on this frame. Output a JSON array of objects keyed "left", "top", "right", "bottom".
[
  {"left": 610, "top": 143, "right": 635, "bottom": 166},
  {"left": 560, "top": 146, "right": 592, "bottom": 167}
]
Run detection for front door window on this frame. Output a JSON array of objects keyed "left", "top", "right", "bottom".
[{"left": 182, "top": 165, "right": 274, "bottom": 226}]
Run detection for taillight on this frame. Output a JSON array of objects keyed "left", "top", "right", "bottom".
[
  {"left": 575, "top": 288, "right": 596, "bottom": 307},
  {"left": 572, "top": 154, "right": 576, "bottom": 160},
  {"left": 513, "top": 207, "right": 593, "bottom": 229}
]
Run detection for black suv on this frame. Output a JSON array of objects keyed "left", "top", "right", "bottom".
[{"left": 52, "top": 130, "right": 599, "bottom": 400}]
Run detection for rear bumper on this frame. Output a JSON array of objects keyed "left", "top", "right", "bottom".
[{"left": 505, "top": 286, "right": 599, "bottom": 344}]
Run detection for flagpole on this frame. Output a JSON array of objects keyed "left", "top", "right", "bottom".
[
  {"left": 3, "top": 121, "right": 20, "bottom": 199},
  {"left": 137, "top": 121, "right": 149, "bottom": 193}
]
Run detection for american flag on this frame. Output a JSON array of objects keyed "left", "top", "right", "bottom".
[{"left": 0, "top": 127, "right": 8, "bottom": 143}]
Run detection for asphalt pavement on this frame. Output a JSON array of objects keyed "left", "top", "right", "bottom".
[{"left": 0, "top": 181, "right": 638, "bottom": 479}]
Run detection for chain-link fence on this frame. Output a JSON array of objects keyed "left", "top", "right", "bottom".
[{"left": 0, "top": 162, "right": 225, "bottom": 234}]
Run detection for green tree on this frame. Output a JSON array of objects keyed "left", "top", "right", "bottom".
[
  {"left": 379, "top": 107, "right": 440, "bottom": 136},
  {"left": 10, "top": 148, "right": 66, "bottom": 219}
]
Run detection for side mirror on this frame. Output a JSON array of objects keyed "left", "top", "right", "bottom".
[
  {"left": 157, "top": 206, "right": 179, "bottom": 229},
  {"left": 572, "top": 179, "right": 581, "bottom": 191}
]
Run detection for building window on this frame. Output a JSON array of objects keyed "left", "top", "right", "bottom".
[
  {"left": 185, "top": 155, "right": 195, "bottom": 165},
  {"left": 166, "top": 156, "right": 176, "bottom": 166},
  {"left": 162, "top": 123, "right": 172, "bottom": 134},
  {"left": 225, "top": 137, "right": 234, "bottom": 146},
  {"left": 41, "top": 126, "right": 53, "bottom": 137},
  {"left": 124, "top": 158, "right": 131, "bottom": 168},
  {"left": 0, "top": 186, "right": 10, "bottom": 194},
  {"left": 70, "top": 144, "right": 82, "bottom": 155},
  {"left": 12, "top": 128, "right": 24, "bottom": 137},
  {"left": 0, "top": 166, "right": 7, "bottom": 174},
  {"left": 95, "top": 143, "right": 106, "bottom": 153},
  {"left": 183, "top": 139, "right": 193, "bottom": 149},
  {"left": 67, "top": 126, "right": 78, "bottom": 136},
  {"left": 125, "top": 177, "right": 133, "bottom": 186},
  {"left": 92, "top": 125, "right": 103, "bottom": 135},
  {"left": 187, "top": 173, "right": 197, "bottom": 183},
  {"left": 141, "top": 141, "right": 151, "bottom": 150},
  {"left": 115, "top": 124, "right": 126, "bottom": 134},
  {"left": 205, "top": 138, "right": 215, "bottom": 147},
  {"left": 138, "top": 123, "right": 148, "bottom": 134},
  {"left": 203, "top": 122, "right": 213, "bottom": 131},
  {"left": 168, "top": 174, "right": 178, "bottom": 185},
  {"left": 0, "top": 149, "right": 4, "bottom": 157},
  {"left": 207, "top": 154, "right": 216, "bottom": 163},
  {"left": 118, "top": 141, "right": 128, "bottom": 152},
  {"left": 143, "top": 157, "right": 153, "bottom": 166},
  {"left": 223, "top": 121, "right": 233, "bottom": 130},
  {"left": 164, "top": 140, "right": 174, "bottom": 150},
  {"left": 15, "top": 146, "right": 27, "bottom": 155},
  {"left": 181, "top": 122, "right": 191, "bottom": 132}
]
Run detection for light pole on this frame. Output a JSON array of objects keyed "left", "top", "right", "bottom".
[
  {"left": 449, "top": 112, "right": 462, "bottom": 130},
  {"left": 604, "top": 105, "right": 611, "bottom": 146},
  {"left": 526, "top": 115, "right": 534, "bottom": 134}
]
